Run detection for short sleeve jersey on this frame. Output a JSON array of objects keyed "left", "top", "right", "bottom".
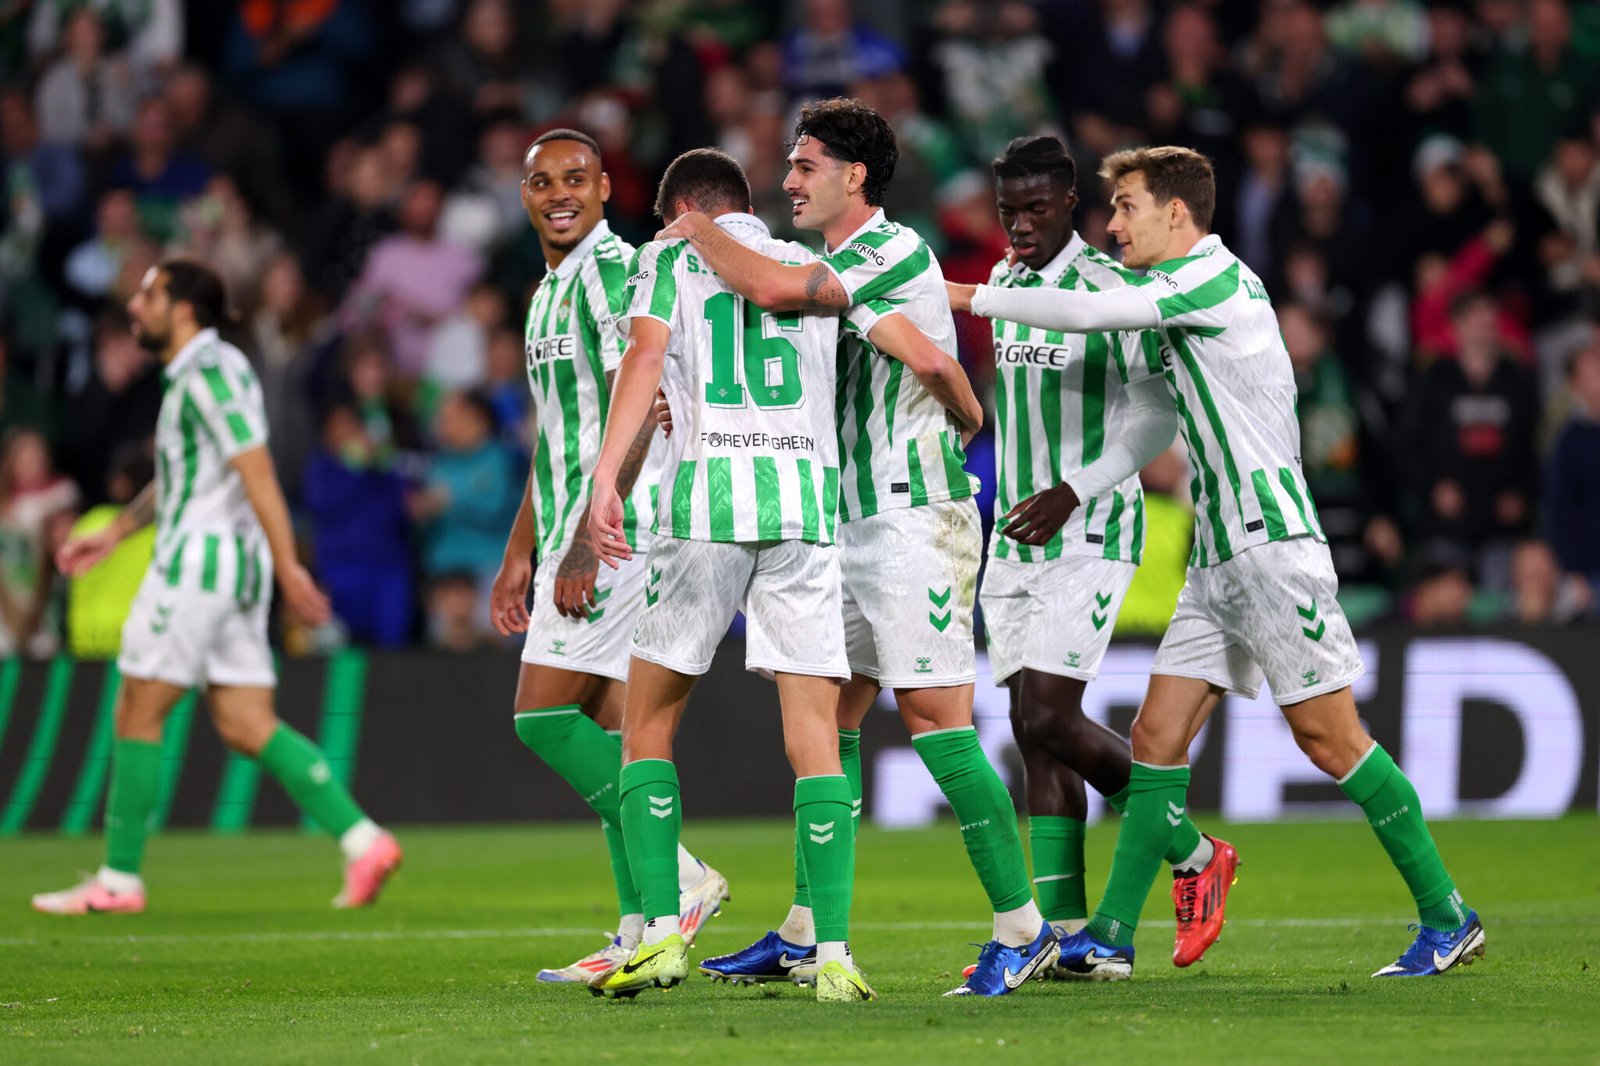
[
  {"left": 620, "top": 214, "right": 841, "bottom": 544},
  {"left": 524, "top": 219, "right": 659, "bottom": 561},
  {"left": 822, "top": 209, "right": 977, "bottom": 522},
  {"left": 987, "top": 234, "right": 1146, "bottom": 564},
  {"left": 1121, "top": 234, "right": 1326, "bottom": 567},
  {"left": 152, "top": 329, "right": 271, "bottom": 605}
]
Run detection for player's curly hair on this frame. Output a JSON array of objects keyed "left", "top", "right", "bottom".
[
  {"left": 792, "top": 98, "right": 898, "bottom": 207},
  {"left": 1099, "top": 146, "right": 1216, "bottom": 232},
  {"left": 992, "top": 135, "right": 1077, "bottom": 191}
]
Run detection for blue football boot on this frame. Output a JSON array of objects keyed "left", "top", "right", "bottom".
[
  {"left": 699, "top": 931, "right": 817, "bottom": 985},
  {"left": 1373, "top": 910, "right": 1485, "bottom": 977},
  {"left": 1055, "top": 928, "right": 1135, "bottom": 980},
  {"left": 945, "top": 923, "right": 1060, "bottom": 996}
]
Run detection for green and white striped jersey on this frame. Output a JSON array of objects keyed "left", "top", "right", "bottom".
[
  {"left": 621, "top": 214, "right": 841, "bottom": 544},
  {"left": 987, "top": 234, "right": 1146, "bottom": 565},
  {"left": 1122, "top": 234, "right": 1326, "bottom": 567},
  {"left": 525, "top": 220, "right": 658, "bottom": 561},
  {"left": 823, "top": 209, "right": 977, "bottom": 522},
  {"left": 151, "top": 329, "right": 271, "bottom": 605}
]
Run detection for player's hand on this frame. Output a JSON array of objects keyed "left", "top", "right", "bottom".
[
  {"left": 654, "top": 388, "right": 674, "bottom": 437},
  {"left": 1002, "top": 482, "right": 1081, "bottom": 546},
  {"left": 553, "top": 510, "right": 601, "bottom": 618},
  {"left": 490, "top": 551, "right": 533, "bottom": 635},
  {"left": 277, "top": 562, "right": 332, "bottom": 627},
  {"left": 946, "top": 281, "right": 978, "bottom": 314},
  {"left": 588, "top": 480, "right": 631, "bottom": 569},
  {"left": 656, "top": 210, "right": 710, "bottom": 243},
  {"left": 56, "top": 527, "right": 120, "bottom": 576}
]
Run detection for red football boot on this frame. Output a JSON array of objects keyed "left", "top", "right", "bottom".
[{"left": 1172, "top": 835, "right": 1239, "bottom": 967}]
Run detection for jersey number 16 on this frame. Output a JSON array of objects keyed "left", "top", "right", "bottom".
[{"left": 703, "top": 292, "right": 805, "bottom": 410}]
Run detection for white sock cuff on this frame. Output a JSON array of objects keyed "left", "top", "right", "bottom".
[
  {"left": 909, "top": 725, "right": 977, "bottom": 740},
  {"left": 1132, "top": 760, "right": 1189, "bottom": 771},
  {"left": 1336, "top": 741, "right": 1381, "bottom": 786}
]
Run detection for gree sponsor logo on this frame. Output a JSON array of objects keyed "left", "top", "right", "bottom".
[
  {"left": 527, "top": 334, "right": 577, "bottom": 365},
  {"left": 994, "top": 341, "right": 1071, "bottom": 369}
]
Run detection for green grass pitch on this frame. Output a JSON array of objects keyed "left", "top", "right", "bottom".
[{"left": 3, "top": 817, "right": 1596, "bottom": 1064}]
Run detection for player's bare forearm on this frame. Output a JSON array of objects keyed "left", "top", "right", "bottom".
[
  {"left": 865, "top": 314, "right": 983, "bottom": 435},
  {"left": 112, "top": 481, "right": 158, "bottom": 540},
  {"left": 595, "top": 325, "right": 668, "bottom": 489},
  {"left": 504, "top": 461, "right": 539, "bottom": 561},
  {"left": 671, "top": 213, "right": 847, "bottom": 311},
  {"left": 231, "top": 446, "right": 301, "bottom": 571}
]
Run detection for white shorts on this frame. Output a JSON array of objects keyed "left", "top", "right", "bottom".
[
  {"left": 840, "top": 499, "right": 980, "bottom": 689},
  {"left": 980, "top": 551, "right": 1138, "bottom": 685},
  {"left": 1152, "top": 537, "right": 1364, "bottom": 705},
  {"left": 521, "top": 541, "right": 652, "bottom": 683},
  {"left": 117, "top": 570, "right": 276, "bottom": 689},
  {"left": 631, "top": 537, "right": 848, "bottom": 680}
]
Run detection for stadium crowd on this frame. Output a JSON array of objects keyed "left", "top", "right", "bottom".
[{"left": 0, "top": 0, "right": 1597, "bottom": 656}]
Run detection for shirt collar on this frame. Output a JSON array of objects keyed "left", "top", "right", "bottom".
[
  {"left": 824, "top": 207, "right": 887, "bottom": 255},
  {"left": 548, "top": 218, "right": 613, "bottom": 281},
  {"left": 163, "top": 328, "right": 219, "bottom": 381},
  {"left": 1153, "top": 233, "right": 1223, "bottom": 271},
  {"left": 1015, "top": 232, "right": 1086, "bottom": 285},
  {"left": 715, "top": 211, "right": 771, "bottom": 241}
]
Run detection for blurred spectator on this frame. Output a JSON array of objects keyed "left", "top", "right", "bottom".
[
  {"left": 27, "top": 0, "right": 182, "bottom": 71},
  {"left": 783, "top": 0, "right": 903, "bottom": 101},
  {"left": 1144, "top": 4, "right": 1249, "bottom": 175},
  {"left": 302, "top": 142, "right": 396, "bottom": 301},
  {"left": 107, "top": 97, "right": 212, "bottom": 244},
  {"left": 0, "top": 427, "right": 79, "bottom": 658},
  {"left": 433, "top": 0, "right": 523, "bottom": 116},
  {"left": 1224, "top": 119, "right": 1297, "bottom": 283},
  {"left": 932, "top": 0, "right": 1055, "bottom": 162},
  {"left": 426, "top": 570, "right": 489, "bottom": 651},
  {"left": 1400, "top": 289, "right": 1541, "bottom": 582},
  {"left": 304, "top": 403, "right": 414, "bottom": 647},
  {"left": 439, "top": 112, "right": 528, "bottom": 256},
  {"left": 1060, "top": 0, "right": 1161, "bottom": 162},
  {"left": 63, "top": 187, "right": 146, "bottom": 308},
  {"left": 424, "top": 279, "right": 506, "bottom": 398},
  {"left": 341, "top": 179, "right": 483, "bottom": 378},
  {"left": 59, "top": 309, "right": 160, "bottom": 506},
  {"left": 1410, "top": 216, "right": 1530, "bottom": 360},
  {"left": 1324, "top": 0, "right": 1428, "bottom": 64},
  {"left": 854, "top": 71, "right": 969, "bottom": 246},
  {"left": 0, "top": 87, "right": 86, "bottom": 231},
  {"left": 64, "top": 443, "right": 154, "bottom": 659},
  {"left": 164, "top": 62, "right": 294, "bottom": 231},
  {"left": 174, "top": 175, "right": 287, "bottom": 314},
  {"left": 1405, "top": 555, "right": 1476, "bottom": 626},
  {"left": 1527, "top": 128, "right": 1600, "bottom": 325},
  {"left": 1506, "top": 538, "right": 1593, "bottom": 623},
  {"left": 408, "top": 390, "right": 517, "bottom": 643},
  {"left": 1546, "top": 340, "right": 1600, "bottom": 595},
  {"left": 32, "top": 9, "right": 136, "bottom": 152},
  {"left": 1474, "top": 0, "right": 1599, "bottom": 186},
  {"left": 482, "top": 323, "right": 529, "bottom": 443},
  {"left": 1400, "top": 0, "right": 1481, "bottom": 144},
  {"left": 249, "top": 253, "right": 330, "bottom": 500},
  {"left": 0, "top": 335, "right": 55, "bottom": 439},
  {"left": 337, "top": 332, "right": 423, "bottom": 457},
  {"left": 1241, "top": 0, "right": 1374, "bottom": 141},
  {"left": 1115, "top": 445, "right": 1192, "bottom": 636}
]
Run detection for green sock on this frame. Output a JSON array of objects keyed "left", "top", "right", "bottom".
[
  {"left": 912, "top": 727, "right": 1032, "bottom": 912},
  {"left": 256, "top": 724, "right": 365, "bottom": 837},
  {"left": 104, "top": 738, "right": 161, "bottom": 875},
  {"left": 1338, "top": 744, "right": 1465, "bottom": 931},
  {"left": 795, "top": 775, "right": 855, "bottom": 942},
  {"left": 793, "top": 729, "right": 861, "bottom": 909},
  {"left": 1028, "top": 816, "right": 1087, "bottom": 922},
  {"left": 619, "top": 759, "right": 681, "bottom": 922},
  {"left": 514, "top": 709, "right": 641, "bottom": 915},
  {"left": 1087, "top": 763, "right": 1190, "bottom": 947},
  {"left": 1106, "top": 782, "right": 1203, "bottom": 866}
]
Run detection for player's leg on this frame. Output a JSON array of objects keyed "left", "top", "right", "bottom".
[
  {"left": 206, "top": 684, "right": 401, "bottom": 908},
  {"left": 1009, "top": 674, "right": 1092, "bottom": 933},
  {"left": 31, "top": 675, "right": 185, "bottom": 915},
  {"left": 1286, "top": 687, "right": 1483, "bottom": 975}
]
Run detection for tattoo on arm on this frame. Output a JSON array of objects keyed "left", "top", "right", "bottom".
[{"left": 802, "top": 264, "right": 847, "bottom": 310}]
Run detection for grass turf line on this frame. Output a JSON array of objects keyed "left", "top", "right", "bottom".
[{"left": 1, "top": 817, "right": 1596, "bottom": 1064}]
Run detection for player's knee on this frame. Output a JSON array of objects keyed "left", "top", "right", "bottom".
[
  {"left": 215, "top": 713, "right": 276, "bottom": 757},
  {"left": 1007, "top": 698, "right": 1052, "bottom": 751},
  {"left": 1129, "top": 713, "right": 1183, "bottom": 764}
]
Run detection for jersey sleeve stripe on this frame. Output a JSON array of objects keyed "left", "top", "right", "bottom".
[
  {"left": 850, "top": 242, "right": 931, "bottom": 305},
  {"left": 224, "top": 412, "right": 256, "bottom": 446},
  {"left": 1157, "top": 261, "right": 1240, "bottom": 322},
  {"left": 820, "top": 226, "right": 898, "bottom": 272},
  {"left": 199, "top": 364, "right": 235, "bottom": 404}
]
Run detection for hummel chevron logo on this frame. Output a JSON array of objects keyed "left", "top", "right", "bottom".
[
  {"left": 648, "top": 795, "right": 675, "bottom": 819},
  {"left": 1166, "top": 800, "right": 1185, "bottom": 827},
  {"left": 1092, "top": 611, "right": 1107, "bottom": 631},
  {"left": 1297, "top": 599, "right": 1325, "bottom": 641},
  {"left": 928, "top": 586, "right": 953, "bottom": 632},
  {"left": 808, "top": 820, "right": 836, "bottom": 844},
  {"left": 851, "top": 799, "right": 862, "bottom": 819},
  {"left": 585, "top": 586, "right": 614, "bottom": 624},
  {"left": 151, "top": 604, "right": 175, "bottom": 635},
  {"left": 1094, "top": 591, "right": 1112, "bottom": 609},
  {"left": 645, "top": 566, "right": 662, "bottom": 607}
]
